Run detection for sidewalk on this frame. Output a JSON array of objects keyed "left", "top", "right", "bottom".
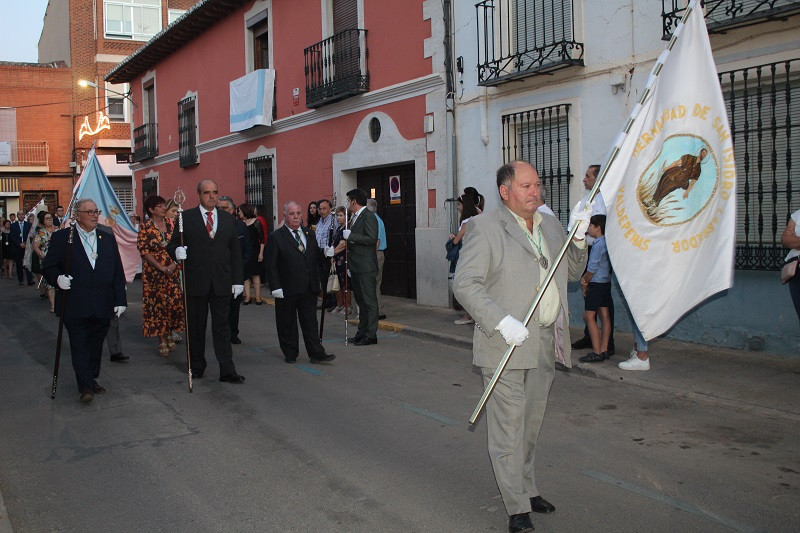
[{"left": 371, "top": 295, "right": 800, "bottom": 422}]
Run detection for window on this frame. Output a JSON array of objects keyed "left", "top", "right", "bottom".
[
  {"left": 501, "top": 103, "right": 573, "bottom": 226},
  {"left": 252, "top": 18, "right": 269, "bottom": 70},
  {"left": 244, "top": 154, "right": 274, "bottom": 225},
  {"left": 104, "top": 0, "right": 161, "bottom": 41},
  {"left": 662, "top": 0, "right": 800, "bottom": 40},
  {"left": 719, "top": 58, "right": 800, "bottom": 270},
  {"left": 178, "top": 95, "right": 198, "bottom": 168},
  {"left": 168, "top": 9, "right": 186, "bottom": 25},
  {"left": 106, "top": 82, "right": 128, "bottom": 122},
  {"left": 476, "top": 0, "right": 583, "bottom": 86}
]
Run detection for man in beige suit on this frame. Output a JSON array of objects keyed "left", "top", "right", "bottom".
[{"left": 454, "top": 161, "right": 590, "bottom": 533}]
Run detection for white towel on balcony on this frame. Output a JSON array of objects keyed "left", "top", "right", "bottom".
[{"left": 229, "top": 69, "right": 276, "bottom": 132}]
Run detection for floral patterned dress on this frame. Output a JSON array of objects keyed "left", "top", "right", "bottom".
[
  {"left": 137, "top": 219, "right": 184, "bottom": 337},
  {"left": 35, "top": 227, "right": 54, "bottom": 289}
]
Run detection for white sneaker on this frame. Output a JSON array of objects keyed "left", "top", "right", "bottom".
[{"left": 618, "top": 353, "right": 650, "bottom": 371}]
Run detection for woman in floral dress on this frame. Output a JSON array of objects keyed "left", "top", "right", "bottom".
[
  {"left": 32, "top": 211, "right": 56, "bottom": 312},
  {"left": 137, "top": 195, "right": 184, "bottom": 356}
]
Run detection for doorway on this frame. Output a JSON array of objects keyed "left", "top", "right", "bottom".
[{"left": 357, "top": 164, "right": 416, "bottom": 299}]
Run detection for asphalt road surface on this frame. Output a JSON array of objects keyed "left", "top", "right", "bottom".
[{"left": 0, "top": 281, "right": 797, "bottom": 532}]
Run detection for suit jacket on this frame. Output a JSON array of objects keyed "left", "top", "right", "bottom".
[
  {"left": 167, "top": 206, "right": 243, "bottom": 297},
  {"left": 9, "top": 220, "right": 31, "bottom": 258},
  {"left": 346, "top": 208, "right": 378, "bottom": 274},
  {"left": 265, "top": 225, "right": 322, "bottom": 296},
  {"left": 453, "top": 207, "right": 587, "bottom": 370},
  {"left": 42, "top": 225, "right": 127, "bottom": 319}
]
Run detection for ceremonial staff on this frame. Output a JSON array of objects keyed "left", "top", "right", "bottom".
[
  {"left": 174, "top": 188, "right": 193, "bottom": 392},
  {"left": 51, "top": 213, "right": 76, "bottom": 399},
  {"left": 468, "top": 1, "right": 696, "bottom": 426},
  {"left": 319, "top": 221, "right": 334, "bottom": 340},
  {"left": 343, "top": 209, "right": 350, "bottom": 345}
]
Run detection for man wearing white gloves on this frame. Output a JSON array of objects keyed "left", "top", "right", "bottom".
[
  {"left": 167, "top": 179, "right": 245, "bottom": 383},
  {"left": 42, "top": 199, "right": 127, "bottom": 403},
  {"left": 453, "top": 161, "right": 588, "bottom": 533},
  {"left": 265, "top": 201, "right": 335, "bottom": 364}
]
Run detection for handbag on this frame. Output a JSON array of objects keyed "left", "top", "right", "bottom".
[
  {"left": 781, "top": 257, "right": 798, "bottom": 284},
  {"left": 326, "top": 259, "right": 340, "bottom": 292}
]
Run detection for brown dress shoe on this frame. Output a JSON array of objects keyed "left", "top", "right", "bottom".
[{"left": 80, "top": 391, "right": 94, "bottom": 403}]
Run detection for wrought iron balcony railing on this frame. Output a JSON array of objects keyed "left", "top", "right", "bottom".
[
  {"left": 662, "top": 0, "right": 800, "bottom": 39},
  {"left": 0, "top": 141, "right": 49, "bottom": 169},
  {"left": 476, "top": 0, "right": 583, "bottom": 86},
  {"left": 304, "top": 29, "right": 369, "bottom": 108},
  {"left": 133, "top": 123, "right": 158, "bottom": 162}
]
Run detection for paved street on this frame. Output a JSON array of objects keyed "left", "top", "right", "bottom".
[{"left": 0, "top": 280, "right": 798, "bottom": 532}]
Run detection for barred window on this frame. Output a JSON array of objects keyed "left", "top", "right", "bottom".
[
  {"left": 501, "top": 103, "right": 572, "bottom": 226},
  {"left": 720, "top": 59, "right": 800, "bottom": 270},
  {"left": 244, "top": 155, "right": 274, "bottom": 227},
  {"left": 178, "top": 96, "right": 197, "bottom": 168}
]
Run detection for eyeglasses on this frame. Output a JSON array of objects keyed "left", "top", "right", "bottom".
[
  {"left": 44, "top": 216, "right": 53, "bottom": 220},
  {"left": 78, "top": 210, "right": 101, "bottom": 215}
]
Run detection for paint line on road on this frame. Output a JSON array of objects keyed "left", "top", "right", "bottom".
[
  {"left": 396, "top": 400, "right": 457, "bottom": 426},
  {"left": 581, "top": 470, "right": 766, "bottom": 533},
  {"left": 248, "top": 344, "right": 281, "bottom": 352},
  {"left": 296, "top": 365, "right": 324, "bottom": 376}
]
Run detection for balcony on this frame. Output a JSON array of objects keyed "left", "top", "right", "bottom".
[
  {"left": 0, "top": 141, "right": 49, "bottom": 172},
  {"left": 476, "top": 0, "right": 584, "bottom": 87},
  {"left": 133, "top": 123, "right": 158, "bottom": 162},
  {"left": 662, "top": 0, "right": 800, "bottom": 39},
  {"left": 304, "top": 29, "right": 369, "bottom": 109}
]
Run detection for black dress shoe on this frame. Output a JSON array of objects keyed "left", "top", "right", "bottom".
[
  {"left": 530, "top": 495, "right": 555, "bottom": 513},
  {"left": 285, "top": 357, "right": 297, "bottom": 364},
  {"left": 571, "top": 336, "right": 592, "bottom": 349},
  {"left": 348, "top": 334, "right": 365, "bottom": 343},
  {"left": 354, "top": 337, "right": 377, "bottom": 346},
  {"left": 310, "top": 353, "right": 335, "bottom": 363},
  {"left": 231, "top": 336, "right": 242, "bottom": 344},
  {"left": 191, "top": 369, "right": 204, "bottom": 379},
  {"left": 110, "top": 353, "right": 129, "bottom": 362},
  {"left": 579, "top": 351, "right": 607, "bottom": 363},
  {"left": 378, "top": 314, "right": 387, "bottom": 320},
  {"left": 80, "top": 391, "right": 93, "bottom": 403},
  {"left": 92, "top": 384, "right": 106, "bottom": 394},
  {"left": 508, "top": 513, "right": 534, "bottom": 533},
  {"left": 554, "top": 361, "right": 569, "bottom": 372},
  {"left": 27, "top": 281, "right": 35, "bottom": 286},
  {"left": 219, "top": 372, "right": 245, "bottom": 383},
  {"left": 607, "top": 345, "right": 616, "bottom": 357}
]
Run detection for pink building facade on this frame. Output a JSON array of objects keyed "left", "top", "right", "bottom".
[{"left": 108, "top": 0, "right": 451, "bottom": 305}]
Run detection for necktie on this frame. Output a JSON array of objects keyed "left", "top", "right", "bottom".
[
  {"left": 205, "top": 211, "right": 213, "bottom": 235},
  {"left": 293, "top": 229, "right": 305, "bottom": 252}
]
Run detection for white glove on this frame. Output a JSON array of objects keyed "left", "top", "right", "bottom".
[
  {"left": 342, "top": 229, "right": 351, "bottom": 239},
  {"left": 232, "top": 285, "right": 244, "bottom": 299},
  {"left": 175, "top": 246, "right": 188, "bottom": 260},
  {"left": 324, "top": 246, "right": 335, "bottom": 257},
  {"left": 271, "top": 289, "right": 284, "bottom": 299},
  {"left": 569, "top": 200, "right": 593, "bottom": 240},
  {"left": 114, "top": 306, "right": 126, "bottom": 318},
  {"left": 496, "top": 315, "right": 529, "bottom": 346},
  {"left": 57, "top": 275, "right": 73, "bottom": 290}
]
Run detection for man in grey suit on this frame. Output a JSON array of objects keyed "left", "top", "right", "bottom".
[
  {"left": 453, "top": 161, "right": 590, "bottom": 533},
  {"left": 342, "top": 188, "right": 379, "bottom": 346}
]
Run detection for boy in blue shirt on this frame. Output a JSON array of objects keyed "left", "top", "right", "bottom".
[{"left": 578, "top": 215, "right": 612, "bottom": 362}]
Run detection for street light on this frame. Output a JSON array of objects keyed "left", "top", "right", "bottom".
[{"left": 78, "top": 79, "right": 136, "bottom": 107}]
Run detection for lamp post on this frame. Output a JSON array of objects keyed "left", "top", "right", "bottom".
[{"left": 77, "top": 79, "right": 136, "bottom": 107}]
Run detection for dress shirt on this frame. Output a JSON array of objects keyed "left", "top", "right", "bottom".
[
  {"left": 76, "top": 224, "right": 98, "bottom": 268},
  {"left": 375, "top": 214, "right": 387, "bottom": 251},
  {"left": 201, "top": 207, "right": 219, "bottom": 235},
  {"left": 291, "top": 227, "right": 307, "bottom": 249},
  {"left": 506, "top": 206, "right": 559, "bottom": 326},
  {"left": 586, "top": 235, "right": 611, "bottom": 283},
  {"left": 315, "top": 214, "right": 337, "bottom": 248}
]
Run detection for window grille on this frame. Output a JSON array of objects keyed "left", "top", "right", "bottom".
[
  {"left": 244, "top": 155, "right": 274, "bottom": 227},
  {"left": 720, "top": 58, "right": 800, "bottom": 270},
  {"left": 178, "top": 96, "right": 197, "bottom": 168},
  {"left": 476, "top": 0, "right": 583, "bottom": 86},
  {"left": 662, "top": 0, "right": 800, "bottom": 40},
  {"left": 501, "top": 103, "right": 572, "bottom": 226}
]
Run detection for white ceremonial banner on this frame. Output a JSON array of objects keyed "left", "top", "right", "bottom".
[
  {"left": 598, "top": 0, "right": 736, "bottom": 340},
  {"left": 229, "top": 69, "right": 276, "bottom": 132}
]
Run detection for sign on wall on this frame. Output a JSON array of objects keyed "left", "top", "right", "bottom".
[{"left": 389, "top": 175, "right": 401, "bottom": 204}]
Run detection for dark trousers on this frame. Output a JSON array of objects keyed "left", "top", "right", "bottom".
[
  {"left": 186, "top": 292, "right": 236, "bottom": 376},
  {"left": 105, "top": 316, "right": 121, "bottom": 355},
  {"left": 229, "top": 294, "right": 242, "bottom": 337},
  {"left": 351, "top": 271, "right": 378, "bottom": 339},
  {"left": 789, "top": 267, "right": 800, "bottom": 328},
  {"left": 274, "top": 290, "right": 326, "bottom": 359},
  {"left": 14, "top": 255, "right": 32, "bottom": 284},
  {"left": 64, "top": 317, "right": 111, "bottom": 393}
]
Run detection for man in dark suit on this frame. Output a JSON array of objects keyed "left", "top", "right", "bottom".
[
  {"left": 9, "top": 209, "right": 33, "bottom": 285},
  {"left": 266, "top": 201, "right": 335, "bottom": 364},
  {"left": 42, "top": 199, "right": 127, "bottom": 403},
  {"left": 342, "top": 188, "right": 379, "bottom": 346},
  {"left": 167, "top": 179, "right": 245, "bottom": 383},
  {"left": 218, "top": 195, "right": 251, "bottom": 345}
]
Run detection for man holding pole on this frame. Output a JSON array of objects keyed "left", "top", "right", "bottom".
[
  {"left": 453, "top": 161, "right": 589, "bottom": 533},
  {"left": 42, "top": 199, "right": 127, "bottom": 403},
  {"left": 168, "top": 179, "right": 245, "bottom": 383}
]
